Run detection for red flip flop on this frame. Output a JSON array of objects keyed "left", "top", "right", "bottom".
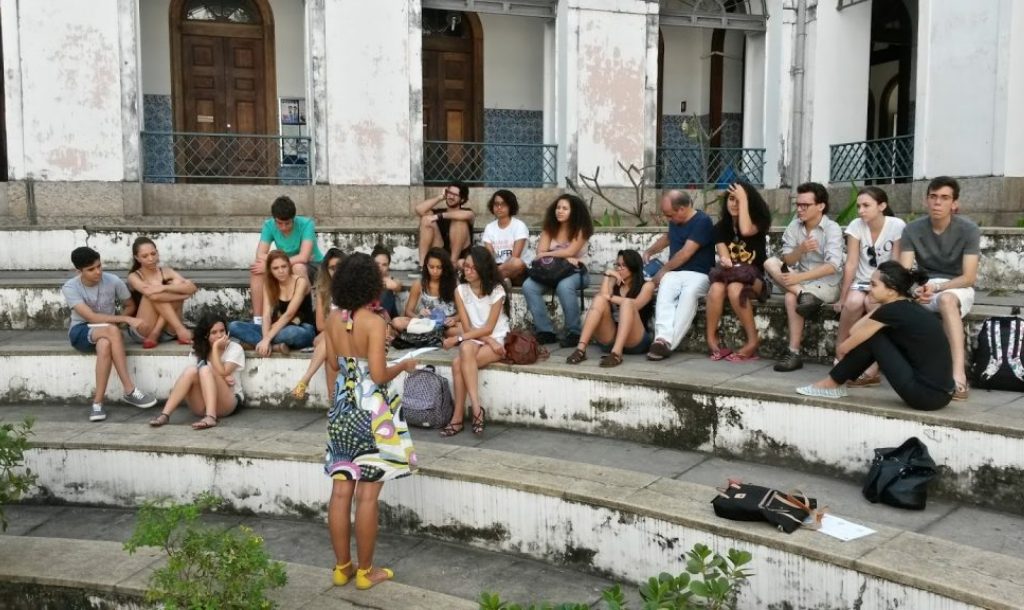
[
  {"left": 725, "top": 351, "right": 760, "bottom": 363},
  {"left": 709, "top": 348, "right": 733, "bottom": 361}
]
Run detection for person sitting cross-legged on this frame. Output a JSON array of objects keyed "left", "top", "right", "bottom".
[
  {"left": 763, "top": 182, "right": 844, "bottom": 372},
  {"left": 126, "top": 236, "right": 197, "bottom": 348},
  {"left": 796, "top": 261, "right": 954, "bottom": 411},
  {"left": 565, "top": 249, "right": 654, "bottom": 368},
  {"left": 230, "top": 250, "right": 316, "bottom": 355}
]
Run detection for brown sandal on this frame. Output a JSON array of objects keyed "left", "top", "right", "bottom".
[
  {"left": 565, "top": 348, "right": 587, "bottom": 365},
  {"left": 472, "top": 408, "right": 486, "bottom": 435},
  {"left": 599, "top": 352, "right": 623, "bottom": 368},
  {"left": 149, "top": 412, "right": 170, "bottom": 427},
  {"left": 191, "top": 415, "right": 218, "bottom": 430},
  {"left": 439, "top": 422, "right": 464, "bottom": 437}
]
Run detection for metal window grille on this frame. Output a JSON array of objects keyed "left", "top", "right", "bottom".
[
  {"left": 656, "top": 147, "right": 765, "bottom": 188},
  {"left": 423, "top": 141, "right": 557, "bottom": 187},
  {"left": 141, "top": 131, "right": 312, "bottom": 185},
  {"left": 829, "top": 135, "right": 914, "bottom": 184}
]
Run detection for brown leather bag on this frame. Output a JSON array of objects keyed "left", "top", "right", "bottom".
[{"left": 502, "top": 330, "right": 549, "bottom": 365}]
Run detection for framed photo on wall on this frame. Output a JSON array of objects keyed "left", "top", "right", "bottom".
[{"left": 280, "top": 98, "right": 306, "bottom": 126}]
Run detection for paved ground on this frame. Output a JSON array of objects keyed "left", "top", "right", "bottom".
[{"left": 3, "top": 402, "right": 1023, "bottom": 566}]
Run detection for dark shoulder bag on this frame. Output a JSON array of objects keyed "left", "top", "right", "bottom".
[
  {"left": 528, "top": 257, "right": 577, "bottom": 288},
  {"left": 862, "top": 437, "right": 937, "bottom": 510},
  {"left": 711, "top": 480, "right": 819, "bottom": 534}
]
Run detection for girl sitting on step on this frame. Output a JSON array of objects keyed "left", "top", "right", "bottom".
[
  {"left": 126, "top": 236, "right": 197, "bottom": 348},
  {"left": 440, "top": 246, "right": 510, "bottom": 437},
  {"left": 292, "top": 248, "right": 346, "bottom": 401},
  {"left": 149, "top": 312, "right": 245, "bottom": 430},
  {"left": 566, "top": 249, "right": 654, "bottom": 368},
  {"left": 796, "top": 261, "right": 954, "bottom": 411},
  {"left": 229, "top": 250, "right": 316, "bottom": 355},
  {"left": 391, "top": 247, "right": 461, "bottom": 338}
]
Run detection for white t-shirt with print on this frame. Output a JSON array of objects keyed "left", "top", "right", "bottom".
[
  {"left": 192, "top": 341, "right": 247, "bottom": 400},
  {"left": 482, "top": 218, "right": 529, "bottom": 264},
  {"left": 457, "top": 283, "right": 509, "bottom": 342},
  {"left": 845, "top": 216, "right": 906, "bottom": 283}
]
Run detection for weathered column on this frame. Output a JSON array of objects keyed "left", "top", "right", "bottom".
[
  {"left": 555, "top": 0, "right": 659, "bottom": 187},
  {"left": 321, "top": 0, "right": 421, "bottom": 186}
]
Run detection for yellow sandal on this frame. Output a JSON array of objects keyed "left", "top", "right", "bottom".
[
  {"left": 355, "top": 566, "right": 394, "bottom": 590},
  {"left": 332, "top": 561, "right": 354, "bottom": 586},
  {"left": 291, "top": 381, "right": 308, "bottom": 400}
]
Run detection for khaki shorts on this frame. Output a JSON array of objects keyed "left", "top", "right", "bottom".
[
  {"left": 922, "top": 279, "right": 974, "bottom": 318},
  {"left": 799, "top": 281, "right": 840, "bottom": 303}
]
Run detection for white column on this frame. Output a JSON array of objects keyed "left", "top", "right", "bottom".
[
  {"left": 913, "top": 1, "right": 1009, "bottom": 178},
  {"left": 742, "top": 32, "right": 766, "bottom": 150},
  {"left": 543, "top": 19, "right": 557, "bottom": 154},
  {"left": 805, "top": 0, "right": 872, "bottom": 184},
  {"left": 992, "top": 1, "right": 1024, "bottom": 177},
  {"left": 322, "top": 0, "right": 418, "bottom": 185},
  {"left": 760, "top": 0, "right": 789, "bottom": 188},
  {"left": 306, "top": 0, "right": 329, "bottom": 184},
  {"left": 2, "top": 0, "right": 138, "bottom": 181},
  {"left": 555, "top": 0, "right": 659, "bottom": 187}
]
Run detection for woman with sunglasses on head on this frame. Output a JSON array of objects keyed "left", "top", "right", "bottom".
[
  {"left": 797, "top": 261, "right": 953, "bottom": 411},
  {"left": 834, "top": 187, "right": 905, "bottom": 386},
  {"left": 292, "top": 248, "right": 346, "bottom": 401},
  {"left": 565, "top": 249, "right": 653, "bottom": 368}
]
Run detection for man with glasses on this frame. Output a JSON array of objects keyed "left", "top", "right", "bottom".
[
  {"left": 641, "top": 190, "right": 715, "bottom": 361},
  {"left": 898, "top": 176, "right": 979, "bottom": 401},
  {"left": 764, "top": 182, "right": 844, "bottom": 372},
  {"left": 416, "top": 182, "right": 475, "bottom": 268}
]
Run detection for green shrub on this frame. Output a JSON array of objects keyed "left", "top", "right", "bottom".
[
  {"left": 0, "top": 417, "right": 37, "bottom": 532},
  {"left": 480, "top": 543, "right": 753, "bottom": 610},
  {"left": 124, "top": 493, "right": 288, "bottom": 610}
]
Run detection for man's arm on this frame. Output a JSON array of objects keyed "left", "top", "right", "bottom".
[
  {"left": 643, "top": 234, "right": 670, "bottom": 261},
  {"left": 251, "top": 241, "right": 271, "bottom": 274},
  {"left": 415, "top": 190, "right": 446, "bottom": 216},
  {"left": 662, "top": 239, "right": 701, "bottom": 273},
  {"left": 934, "top": 254, "right": 979, "bottom": 291},
  {"left": 291, "top": 240, "right": 313, "bottom": 265},
  {"left": 436, "top": 208, "right": 475, "bottom": 222}
]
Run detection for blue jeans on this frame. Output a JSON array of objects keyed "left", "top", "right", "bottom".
[
  {"left": 228, "top": 321, "right": 316, "bottom": 350},
  {"left": 523, "top": 272, "right": 590, "bottom": 336}
]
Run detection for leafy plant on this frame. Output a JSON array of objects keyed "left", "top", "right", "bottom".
[
  {"left": 0, "top": 417, "right": 36, "bottom": 532},
  {"left": 835, "top": 182, "right": 860, "bottom": 226},
  {"left": 124, "top": 493, "right": 288, "bottom": 610},
  {"left": 1016, "top": 217, "right": 1024, "bottom": 228},
  {"left": 480, "top": 543, "right": 753, "bottom": 610}
]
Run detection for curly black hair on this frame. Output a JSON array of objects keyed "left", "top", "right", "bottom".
[
  {"left": 487, "top": 189, "right": 519, "bottom": 216},
  {"left": 464, "top": 246, "right": 509, "bottom": 315},
  {"left": 192, "top": 311, "right": 229, "bottom": 362},
  {"left": 332, "top": 252, "right": 382, "bottom": 312},
  {"left": 716, "top": 180, "right": 772, "bottom": 239},
  {"left": 422, "top": 247, "right": 458, "bottom": 303},
  {"left": 542, "top": 194, "right": 594, "bottom": 242}
]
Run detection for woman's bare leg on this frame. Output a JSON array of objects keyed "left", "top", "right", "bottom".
[
  {"left": 611, "top": 299, "right": 645, "bottom": 355},
  {"left": 328, "top": 479, "right": 355, "bottom": 568},
  {"left": 704, "top": 282, "right": 727, "bottom": 352},
  {"left": 160, "top": 366, "right": 200, "bottom": 417},
  {"left": 578, "top": 294, "right": 616, "bottom": 347},
  {"left": 460, "top": 342, "right": 503, "bottom": 416},
  {"left": 727, "top": 282, "right": 761, "bottom": 357},
  {"left": 353, "top": 481, "right": 390, "bottom": 582},
  {"left": 197, "top": 364, "right": 238, "bottom": 418}
]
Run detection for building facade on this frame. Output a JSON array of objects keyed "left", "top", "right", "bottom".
[{"left": 1, "top": 0, "right": 1022, "bottom": 224}]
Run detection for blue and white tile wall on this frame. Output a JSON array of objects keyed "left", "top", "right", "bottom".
[
  {"left": 658, "top": 113, "right": 746, "bottom": 186},
  {"left": 483, "top": 108, "right": 546, "bottom": 186},
  {"left": 143, "top": 95, "right": 174, "bottom": 183}
]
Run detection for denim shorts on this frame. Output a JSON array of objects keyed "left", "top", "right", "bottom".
[
  {"left": 69, "top": 323, "right": 96, "bottom": 353},
  {"left": 596, "top": 330, "right": 654, "bottom": 355}
]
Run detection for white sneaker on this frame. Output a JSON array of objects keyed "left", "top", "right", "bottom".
[
  {"left": 795, "top": 384, "right": 849, "bottom": 399},
  {"left": 89, "top": 404, "right": 107, "bottom": 422},
  {"left": 122, "top": 388, "right": 157, "bottom": 409}
]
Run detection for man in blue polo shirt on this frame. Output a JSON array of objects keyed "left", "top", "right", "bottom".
[
  {"left": 642, "top": 190, "right": 716, "bottom": 360},
  {"left": 249, "top": 196, "right": 324, "bottom": 318}
]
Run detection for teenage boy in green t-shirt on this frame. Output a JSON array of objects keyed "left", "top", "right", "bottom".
[{"left": 249, "top": 196, "right": 323, "bottom": 318}]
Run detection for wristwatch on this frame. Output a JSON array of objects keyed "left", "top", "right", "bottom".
[{"left": 457, "top": 336, "right": 465, "bottom": 344}]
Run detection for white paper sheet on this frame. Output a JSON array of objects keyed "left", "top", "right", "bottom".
[
  {"left": 388, "top": 347, "right": 439, "bottom": 365},
  {"left": 816, "top": 514, "right": 876, "bottom": 541}
]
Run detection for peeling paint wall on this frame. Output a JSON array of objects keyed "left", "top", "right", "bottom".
[
  {"left": 323, "top": 0, "right": 416, "bottom": 185},
  {"left": 5, "top": 0, "right": 133, "bottom": 181}
]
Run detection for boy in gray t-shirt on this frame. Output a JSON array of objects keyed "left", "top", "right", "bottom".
[
  {"left": 63, "top": 247, "right": 157, "bottom": 421},
  {"left": 899, "top": 176, "right": 979, "bottom": 401}
]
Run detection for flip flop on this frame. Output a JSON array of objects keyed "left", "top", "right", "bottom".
[
  {"left": 725, "top": 351, "right": 760, "bottom": 363},
  {"left": 709, "top": 348, "right": 733, "bottom": 361}
]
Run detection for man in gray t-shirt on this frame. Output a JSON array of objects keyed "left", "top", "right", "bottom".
[
  {"left": 63, "top": 247, "right": 156, "bottom": 422},
  {"left": 899, "top": 176, "right": 979, "bottom": 401}
]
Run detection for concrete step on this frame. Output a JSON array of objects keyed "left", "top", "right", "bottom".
[
  {"left": 0, "top": 272, "right": 1018, "bottom": 366},
  {"left": 0, "top": 536, "right": 477, "bottom": 610},
  {"left": 7, "top": 409, "right": 1024, "bottom": 609},
  {"left": 2, "top": 226, "right": 1022, "bottom": 292},
  {"left": 1, "top": 331, "right": 1022, "bottom": 515}
]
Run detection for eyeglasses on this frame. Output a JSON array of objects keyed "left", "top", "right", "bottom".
[
  {"left": 866, "top": 246, "right": 877, "bottom": 267},
  {"left": 795, "top": 203, "right": 819, "bottom": 210},
  {"left": 614, "top": 263, "right": 626, "bottom": 269}
]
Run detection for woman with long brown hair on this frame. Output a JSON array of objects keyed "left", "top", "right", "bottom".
[{"left": 228, "top": 249, "right": 315, "bottom": 355}]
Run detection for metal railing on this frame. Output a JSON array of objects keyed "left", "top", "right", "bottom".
[
  {"left": 830, "top": 135, "right": 913, "bottom": 183},
  {"left": 141, "top": 131, "right": 312, "bottom": 185},
  {"left": 423, "top": 141, "right": 557, "bottom": 187},
  {"left": 657, "top": 147, "right": 765, "bottom": 188}
]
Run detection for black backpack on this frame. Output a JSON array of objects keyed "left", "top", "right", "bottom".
[
  {"left": 711, "top": 481, "right": 818, "bottom": 534},
  {"left": 971, "top": 312, "right": 1024, "bottom": 392}
]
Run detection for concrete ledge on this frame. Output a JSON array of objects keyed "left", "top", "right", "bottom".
[
  {"left": 2, "top": 226, "right": 1022, "bottom": 292},
  {"left": 0, "top": 536, "right": 474, "bottom": 610},
  {"left": 17, "top": 423, "right": 1024, "bottom": 610},
  {"left": 2, "top": 339, "right": 1022, "bottom": 512}
]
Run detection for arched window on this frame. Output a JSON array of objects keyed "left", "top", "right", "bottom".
[{"left": 184, "top": 0, "right": 261, "bottom": 24}]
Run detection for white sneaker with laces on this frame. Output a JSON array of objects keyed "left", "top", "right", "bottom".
[{"left": 121, "top": 388, "right": 157, "bottom": 409}]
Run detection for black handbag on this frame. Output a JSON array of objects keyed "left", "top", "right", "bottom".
[
  {"left": 528, "top": 257, "right": 579, "bottom": 288},
  {"left": 862, "top": 437, "right": 937, "bottom": 510},
  {"left": 391, "top": 327, "right": 445, "bottom": 349},
  {"left": 711, "top": 480, "right": 818, "bottom": 534}
]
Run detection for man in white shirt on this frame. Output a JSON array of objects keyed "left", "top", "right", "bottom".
[{"left": 481, "top": 189, "right": 530, "bottom": 284}]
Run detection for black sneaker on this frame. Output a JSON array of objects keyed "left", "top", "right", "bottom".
[
  {"left": 535, "top": 332, "right": 558, "bottom": 345},
  {"left": 795, "top": 292, "right": 824, "bottom": 319},
  {"left": 559, "top": 333, "right": 581, "bottom": 349},
  {"left": 773, "top": 350, "right": 804, "bottom": 372}
]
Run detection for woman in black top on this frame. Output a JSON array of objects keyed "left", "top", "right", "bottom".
[
  {"left": 796, "top": 261, "right": 954, "bottom": 411},
  {"left": 705, "top": 181, "right": 771, "bottom": 362}
]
